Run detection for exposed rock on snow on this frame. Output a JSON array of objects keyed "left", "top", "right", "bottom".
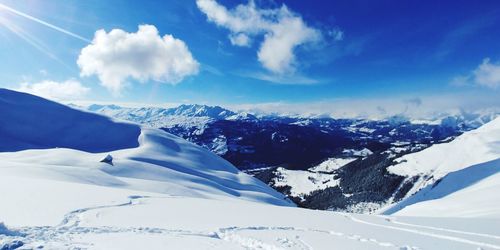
[
  {"left": 100, "top": 154, "right": 113, "bottom": 165},
  {"left": 0, "top": 223, "right": 21, "bottom": 237},
  {"left": 0, "top": 239, "right": 24, "bottom": 250}
]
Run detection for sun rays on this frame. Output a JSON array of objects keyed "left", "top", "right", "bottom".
[
  {"left": 0, "top": 3, "right": 90, "bottom": 43},
  {"left": 0, "top": 2, "right": 89, "bottom": 71}
]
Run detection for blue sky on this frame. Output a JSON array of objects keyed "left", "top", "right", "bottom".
[{"left": 0, "top": 0, "right": 499, "bottom": 116}]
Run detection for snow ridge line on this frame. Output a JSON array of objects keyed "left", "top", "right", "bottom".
[{"left": 347, "top": 215, "right": 500, "bottom": 249}]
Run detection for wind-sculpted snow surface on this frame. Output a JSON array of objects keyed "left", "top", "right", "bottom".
[
  {"left": 0, "top": 88, "right": 291, "bottom": 208},
  {"left": 1, "top": 189, "right": 500, "bottom": 249},
  {"left": 385, "top": 117, "right": 500, "bottom": 217},
  {"left": 0, "top": 89, "right": 141, "bottom": 153}
]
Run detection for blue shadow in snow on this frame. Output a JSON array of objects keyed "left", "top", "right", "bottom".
[{"left": 385, "top": 158, "right": 500, "bottom": 215}]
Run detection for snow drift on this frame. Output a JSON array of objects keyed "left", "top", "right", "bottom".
[{"left": 0, "top": 89, "right": 140, "bottom": 152}]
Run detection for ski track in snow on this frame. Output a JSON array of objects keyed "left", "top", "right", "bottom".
[
  {"left": 346, "top": 215, "right": 500, "bottom": 250},
  {"left": 4, "top": 196, "right": 500, "bottom": 249},
  {"left": 386, "top": 217, "right": 500, "bottom": 240},
  {"left": 215, "top": 226, "right": 404, "bottom": 249}
]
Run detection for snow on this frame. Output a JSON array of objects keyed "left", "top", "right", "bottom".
[
  {"left": 84, "top": 104, "right": 218, "bottom": 133},
  {"left": 271, "top": 132, "right": 288, "bottom": 143},
  {"left": 2, "top": 189, "right": 500, "bottom": 249},
  {"left": 272, "top": 167, "right": 340, "bottom": 198},
  {"left": 82, "top": 103, "right": 257, "bottom": 130},
  {"left": 410, "top": 119, "right": 442, "bottom": 125},
  {"left": 272, "top": 158, "right": 355, "bottom": 198},
  {"left": 0, "top": 89, "right": 140, "bottom": 153},
  {"left": 210, "top": 135, "right": 228, "bottom": 155},
  {"left": 289, "top": 119, "right": 313, "bottom": 126},
  {"left": 343, "top": 148, "right": 373, "bottom": 157},
  {"left": 2, "top": 89, "right": 500, "bottom": 249},
  {"left": 387, "top": 158, "right": 500, "bottom": 218},
  {"left": 388, "top": 117, "right": 500, "bottom": 198},
  {"left": 0, "top": 89, "right": 291, "bottom": 222},
  {"left": 309, "top": 158, "right": 356, "bottom": 173},
  {"left": 358, "top": 127, "right": 376, "bottom": 133},
  {"left": 383, "top": 117, "right": 500, "bottom": 218},
  {"left": 226, "top": 112, "right": 257, "bottom": 121}
]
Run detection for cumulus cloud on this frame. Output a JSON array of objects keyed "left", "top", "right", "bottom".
[
  {"left": 229, "top": 33, "right": 251, "bottom": 47},
  {"left": 77, "top": 25, "right": 199, "bottom": 94},
  {"left": 17, "top": 79, "right": 90, "bottom": 101},
  {"left": 452, "top": 58, "right": 500, "bottom": 89},
  {"left": 473, "top": 58, "right": 500, "bottom": 88},
  {"left": 196, "top": 0, "right": 322, "bottom": 74}
]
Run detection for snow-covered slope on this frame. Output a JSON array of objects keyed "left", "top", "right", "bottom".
[
  {"left": 388, "top": 159, "right": 500, "bottom": 218},
  {"left": 2, "top": 89, "right": 500, "bottom": 249},
  {"left": 3, "top": 176, "right": 500, "bottom": 249},
  {"left": 0, "top": 89, "right": 291, "bottom": 209},
  {"left": 269, "top": 158, "right": 356, "bottom": 199},
  {"left": 384, "top": 117, "right": 500, "bottom": 217},
  {"left": 0, "top": 90, "right": 140, "bottom": 153}
]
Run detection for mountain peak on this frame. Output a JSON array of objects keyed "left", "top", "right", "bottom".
[{"left": 172, "top": 104, "right": 236, "bottom": 118}]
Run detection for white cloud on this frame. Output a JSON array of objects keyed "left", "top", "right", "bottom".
[
  {"left": 229, "top": 33, "right": 251, "bottom": 47},
  {"left": 229, "top": 93, "right": 500, "bottom": 120},
  {"left": 196, "top": 0, "right": 322, "bottom": 74},
  {"left": 240, "top": 71, "right": 320, "bottom": 85},
  {"left": 77, "top": 25, "right": 199, "bottom": 94},
  {"left": 17, "top": 79, "right": 90, "bottom": 101},
  {"left": 451, "top": 58, "right": 500, "bottom": 89},
  {"left": 473, "top": 58, "right": 500, "bottom": 88},
  {"left": 450, "top": 75, "right": 470, "bottom": 86}
]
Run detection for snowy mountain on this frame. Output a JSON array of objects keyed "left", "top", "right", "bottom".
[
  {"left": 82, "top": 104, "right": 246, "bottom": 129},
  {"left": 1, "top": 89, "right": 500, "bottom": 249},
  {"left": 251, "top": 118, "right": 500, "bottom": 213},
  {"left": 87, "top": 103, "right": 237, "bottom": 119},
  {"left": 382, "top": 117, "right": 500, "bottom": 217},
  {"left": 0, "top": 89, "right": 289, "bottom": 206},
  {"left": 82, "top": 102, "right": 500, "bottom": 213}
]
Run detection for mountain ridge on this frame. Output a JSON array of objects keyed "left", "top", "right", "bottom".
[
  {"left": 0, "top": 88, "right": 291, "bottom": 208},
  {"left": 76, "top": 102, "right": 499, "bottom": 128},
  {"left": 79, "top": 101, "right": 499, "bottom": 213}
]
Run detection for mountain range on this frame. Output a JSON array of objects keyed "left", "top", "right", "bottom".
[
  {"left": 80, "top": 103, "right": 498, "bottom": 212},
  {"left": 1, "top": 89, "right": 499, "bottom": 249}
]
